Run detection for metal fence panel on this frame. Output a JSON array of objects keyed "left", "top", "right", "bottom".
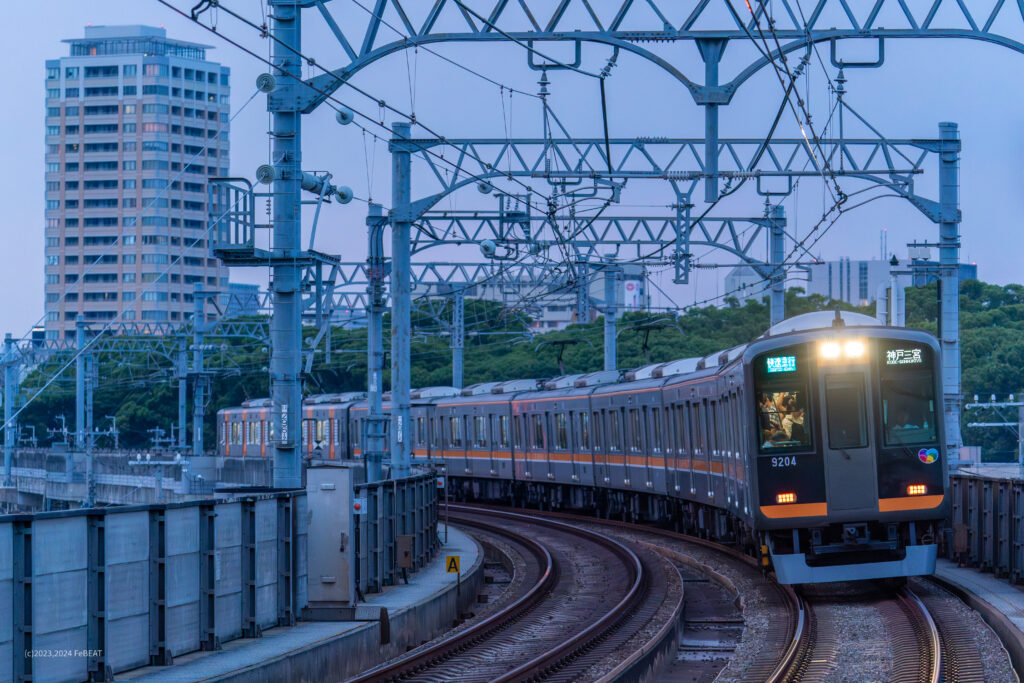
[
  {"left": 294, "top": 494, "right": 308, "bottom": 612},
  {"left": 0, "top": 523, "right": 11, "bottom": 683},
  {"left": 254, "top": 500, "right": 278, "bottom": 629},
  {"left": 33, "top": 516, "right": 88, "bottom": 683},
  {"left": 164, "top": 507, "right": 200, "bottom": 656},
  {"left": 214, "top": 503, "right": 242, "bottom": 642},
  {"left": 104, "top": 511, "right": 150, "bottom": 673}
]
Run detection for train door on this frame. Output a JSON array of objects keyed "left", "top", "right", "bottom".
[{"left": 819, "top": 370, "right": 878, "bottom": 513}]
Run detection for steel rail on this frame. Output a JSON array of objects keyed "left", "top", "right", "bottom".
[
  {"left": 479, "top": 507, "right": 646, "bottom": 682},
  {"left": 901, "top": 587, "right": 942, "bottom": 683},
  {"left": 449, "top": 502, "right": 805, "bottom": 681},
  {"left": 346, "top": 514, "right": 555, "bottom": 682}
]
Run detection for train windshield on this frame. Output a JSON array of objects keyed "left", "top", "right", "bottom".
[
  {"left": 880, "top": 343, "right": 938, "bottom": 446},
  {"left": 754, "top": 348, "right": 812, "bottom": 453}
]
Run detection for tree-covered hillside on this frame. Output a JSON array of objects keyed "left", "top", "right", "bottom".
[{"left": 15, "top": 280, "right": 1023, "bottom": 456}]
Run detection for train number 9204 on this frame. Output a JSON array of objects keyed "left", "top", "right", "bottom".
[{"left": 771, "top": 456, "right": 797, "bottom": 467}]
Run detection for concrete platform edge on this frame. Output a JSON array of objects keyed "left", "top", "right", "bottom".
[
  {"left": 929, "top": 573, "right": 1024, "bottom": 681},
  {"left": 200, "top": 530, "right": 484, "bottom": 683}
]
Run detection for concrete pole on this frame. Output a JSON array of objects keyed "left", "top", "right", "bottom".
[
  {"left": 451, "top": 291, "right": 464, "bottom": 390},
  {"left": 939, "top": 122, "right": 963, "bottom": 455},
  {"left": 390, "top": 122, "right": 413, "bottom": 477},
  {"left": 769, "top": 204, "right": 786, "bottom": 327},
  {"left": 575, "top": 261, "right": 590, "bottom": 324},
  {"left": 697, "top": 39, "right": 726, "bottom": 203},
  {"left": 75, "top": 315, "right": 86, "bottom": 450},
  {"left": 84, "top": 354, "right": 95, "bottom": 507},
  {"left": 269, "top": 0, "right": 303, "bottom": 488},
  {"left": 365, "top": 205, "right": 386, "bottom": 481},
  {"left": 177, "top": 338, "right": 187, "bottom": 450},
  {"left": 192, "top": 284, "right": 205, "bottom": 458},
  {"left": 603, "top": 265, "right": 618, "bottom": 372},
  {"left": 3, "top": 333, "right": 16, "bottom": 487}
]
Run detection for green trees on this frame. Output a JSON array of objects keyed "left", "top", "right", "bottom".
[{"left": 15, "top": 279, "right": 1021, "bottom": 456}]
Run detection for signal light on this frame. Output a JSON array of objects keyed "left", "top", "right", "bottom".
[
  {"left": 907, "top": 484, "right": 927, "bottom": 496},
  {"left": 776, "top": 492, "right": 797, "bottom": 504},
  {"left": 820, "top": 342, "right": 841, "bottom": 359}
]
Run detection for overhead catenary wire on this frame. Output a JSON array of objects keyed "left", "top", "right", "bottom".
[{"left": 156, "top": 0, "right": 563, "bottom": 213}]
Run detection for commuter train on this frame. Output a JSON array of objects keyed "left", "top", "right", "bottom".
[{"left": 218, "top": 310, "right": 949, "bottom": 583}]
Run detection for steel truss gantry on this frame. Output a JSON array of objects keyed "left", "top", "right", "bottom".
[
  {"left": 0, "top": 290, "right": 269, "bottom": 494},
  {"left": 228, "top": 0, "right": 1016, "bottom": 481}
]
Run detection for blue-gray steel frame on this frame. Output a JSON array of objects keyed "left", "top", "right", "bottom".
[{"left": 247, "top": 0, "right": 990, "bottom": 479}]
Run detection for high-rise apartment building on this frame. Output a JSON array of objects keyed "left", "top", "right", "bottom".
[{"left": 44, "top": 25, "right": 230, "bottom": 339}]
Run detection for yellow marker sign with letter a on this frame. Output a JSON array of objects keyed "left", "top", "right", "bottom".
[{"left": 445, "top": 555, "right": 460, "bottom": 573}]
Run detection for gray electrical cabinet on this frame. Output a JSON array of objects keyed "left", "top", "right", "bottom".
[{"left": 305, "top": 463, "right": 358, "bottom": 613}]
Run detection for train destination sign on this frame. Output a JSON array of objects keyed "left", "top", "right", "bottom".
[
  {"left": 886, "top": 348, "right": 923, "bottom": 366},
  {"left": 765, "top": 355, "right": 797, "bottom": 373}
]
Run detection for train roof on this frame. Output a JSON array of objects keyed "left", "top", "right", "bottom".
[{"left": 763, "top": 310, "right": 880, "bottom": 337}]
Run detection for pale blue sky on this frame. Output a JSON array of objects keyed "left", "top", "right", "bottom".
[{"left": 1, "top": 0, "right": 1022, "bottom": 339}]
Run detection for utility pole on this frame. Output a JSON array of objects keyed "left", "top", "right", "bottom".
[
  {"left": 390, "top": 122, "right": 413, "bottom": 477},
  {"left": 176, "top": 337, "right": 188, "bottom": 450},
  {"left": 575, "top": 261, "right": 590, "bottom": 324},
  {"left": 365, "top": 204, "right": 388, "bottom": 482},
  {"left": 939, "top": 122, "right": 963, "bottom": 456},
  {"left": 769, "top": 204, "right": 786, "bottom": 327},
  {"left": 603, "top": 262, "right": 621, "bottom": 372},
  {"left": 192, "top": 284, "right": 210, "bottom": 458},
  {"left": 2, "top": 333, "right": 17, "bottom": 487},
  {"left": 84, "top": 353, "right": 96, "bottom": 507},
  {"left": 965, "top": 395, "right": 1023, "bottom": 471},
  {"left": 75, "top": 315, "right": 86, "bottom": 450},
  {"left": 268, "top": 0, "right": 304, "bottom": 489},
  {"left": 451, "top": 291, "right": 464, "bottom": 390}
]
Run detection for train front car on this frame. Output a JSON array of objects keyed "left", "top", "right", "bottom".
[{"left": 748, "top": 312, "right": 948, "bottom": 583}]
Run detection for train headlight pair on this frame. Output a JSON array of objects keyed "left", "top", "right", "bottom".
[{"left": 820, "top": 339, "right": 865, "bottom": 360}]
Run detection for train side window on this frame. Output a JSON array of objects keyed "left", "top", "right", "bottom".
[
  {"left": 591, "top": 412, "right": 602, "bottom": 450},
  {"left": 608, "top": 410, "right": 622, "bottom": 451},
  {"left": 675, "top": 405, "right": 688, "bottom": 456},
  {"left": 474, "top": 415, "right": 487, "bottom": 447},
  {"left": 825, "top": 373, "right": 868, "bottom": 449},
  {"left": 449, "top": 416, "right": 463, "bottom": 447},
  {"left": 555, "top": 413, "right": 568, "bottom": 450},
  {"left": 629, "top": 409, "right": 642, "bottom": 452},
  {"left": 578, "top": 412, "right": 591, "bottom": 450},
  {"left": 416, "top": 417, "right": 426, "bottom": 445},
  {"left": 498, "top": 415, "right": 510, "bottom": 448},
  {"left": 532, "top": 414, "right": 545, "bottom": 449},
  {"left": 651, "top": 407, "right": 662, "bottom": 452}
]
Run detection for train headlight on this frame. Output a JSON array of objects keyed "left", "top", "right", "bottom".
[
  {"left": 844, "top": 340, "right": 866, "bottom": 358},
  {"left": 907, "top": 484, "right": 927, "bottom": 496},
  {"left": 820, "top": 342, "right": 841, "bottom": 359},
  {"left": 776, "top": 492, "right": 796, "bottom": 504}
]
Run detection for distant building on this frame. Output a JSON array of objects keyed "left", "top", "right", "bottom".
[
  {"left": 44, "top": 25, "right": 231, "bottom": 339},
  {"left": 221, "top": 282, "right": 261, "bottom": 318},
  {"left": 414, "top": 264, "right": 649, "bottom": 331},
  {"left": 724, "top": 254, "right": 979, "bottom": 308}
]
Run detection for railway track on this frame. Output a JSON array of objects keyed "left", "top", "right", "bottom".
[
  {"left": 350, "top": 506, "right": 659, "bottom": 682},
  {"left": 353, "top": 503, "right": 1011, "bottom": 682},
  {"left": 442, "top": 505, "right": 1012, "bottom": 682},
  {"left": 448, "top": 504, "right": 805, "bottom": 682},
  {"left": 772, "top": 579, "right": 993, "bottom": 683}
]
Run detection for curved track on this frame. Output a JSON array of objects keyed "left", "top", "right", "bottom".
[{"left": 350, "top": 506, "right": 647, "bottom": 682}]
